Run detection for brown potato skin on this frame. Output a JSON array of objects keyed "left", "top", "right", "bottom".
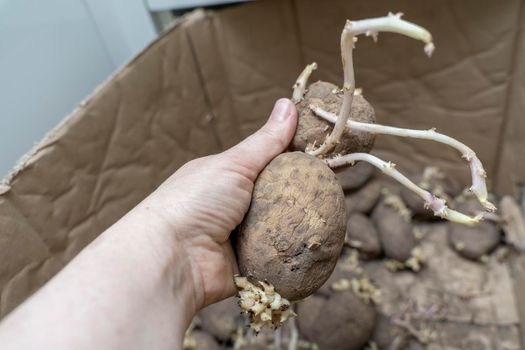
[
  {"left": 236, "top": 152, "right": 346, "bottom": 301},
  {"left": 292, "top": 81, "right": 376, "bottom": 156},
  {"left": 336, "top": 161, "right": 374, "bottom": 192},
  {"left": 345, "top": 180, "right": 382, "bottom": 217},
  {"left": 346, "top": 213, "right": 381, "bottom": 259},
  {"left": 297, "top": 290, "right": 376, "bottom": 350},
  {"left": 448, "top": 198, "right": 501, "bottom": 260},
  {"left": 372, "top": 202, "right": 415, "bottom": 262},
  {"left": 371, "top": 313, "right": 408, "bottom": 349}
]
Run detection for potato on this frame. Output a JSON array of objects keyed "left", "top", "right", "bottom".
[
  {"left": 297, "top": 290, "right": 376, "bottom": 350},
  {"left": 336, "top": 161, "right": 374, "bottom": 191},
  {"left": 371, "top": 313, "right": 408, "bottom": 349},
  {"left": 449, "top": 223, "right": 501, "bottom": 260},
  {"left": 448, "top": 198, "right": 501, "bottom": 260},
  {"left": 291, "top": 81, "right": 376, "bottom": 156},
  {"left": 345, "top": 213, "right": 381, "bottom": 259},
  {"left": 372, "top": 202, "right": 415, "bottom": 262},
  {"left": 345, "top": 180, "right": 382, "bottom": 217},
  {"left": 235, "top": 152, "right": 346, "bottom": 301},
  {"left": 198, "top": 297, "right": 240, "bottom": 341},
  {"left": 297, "top": 263, "right": 377, "bottom": 350}
]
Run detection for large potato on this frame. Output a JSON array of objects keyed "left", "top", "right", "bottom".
[
  {"left": 235, "top": 152, "right": 346, "bottom": 301},
  {"left": 291, "top": 81, "right": 376, "bottom": 156}
]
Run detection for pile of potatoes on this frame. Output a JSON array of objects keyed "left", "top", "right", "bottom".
[{"left": 184, "top": 163, "right": 516, "bottom": 350}]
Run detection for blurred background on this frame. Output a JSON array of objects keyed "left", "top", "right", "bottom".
[{"left": 0, "top": 0, "right": 248, "bottom": 177}]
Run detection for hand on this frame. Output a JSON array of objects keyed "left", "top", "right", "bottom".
[
  {"left": 0, "top": 98, "right": 297, "bottom": 350},
  {"left": 143, "top": 98, "right": 298, "bottom": 310}
]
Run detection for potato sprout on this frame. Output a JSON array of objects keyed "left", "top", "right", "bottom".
[
  {"left": 292, "top": 12, "right": 496, "bottom": 224},
  {"left": 235, "top": 12, "right": 497, "bottom": 336},
  {"left": 306, "top": 12, "right": 434, "bottom": 157}
]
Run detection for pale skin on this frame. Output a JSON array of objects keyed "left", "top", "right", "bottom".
[{"left": 0, "top": 98, "right": 298, "bottom": 350}]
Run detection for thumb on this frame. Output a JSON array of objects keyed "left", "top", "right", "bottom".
[{"left": 223, "top": 98, "right": 297, "bottom": 180}]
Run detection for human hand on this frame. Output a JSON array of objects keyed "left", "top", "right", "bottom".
[
  {"left": 143, "top": 98, "right": 298, "bottom": 311},
  {"left": 0, "top": 99, "right": 297, "bottom": 350}
]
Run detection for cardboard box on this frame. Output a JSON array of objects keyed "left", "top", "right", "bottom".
[{"left": 1, "top": 0, "right": 524, "bottom": 343}]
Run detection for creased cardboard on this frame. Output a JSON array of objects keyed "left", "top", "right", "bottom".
[
  {"left": 0, "top": 0, "right": 524, "bottom": 335},
  {"left": 0, "top": 21, "right": 220, "bottom": 317},
  {"left": 208, "top": 0, "right": 304, "bottom": 137}
]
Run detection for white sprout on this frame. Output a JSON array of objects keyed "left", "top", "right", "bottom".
[
  {"left": 292, "top": 62, "right": 318, "bottom": 103},
  {"left": 234, "top": 276, "right": 296, "bottom": 333},
  {"left": 310, "top": 105, "right": 496, "bottom": 212},
  {"left": 325, "top": 153, "right": 483, "bottom": 225},
  {"left": 308, "top": 12, "right": 434, "bottom": 157}
]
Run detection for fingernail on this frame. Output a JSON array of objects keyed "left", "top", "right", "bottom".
[{"left": 270, "top": 98, "right": 293, "bottom": 122}]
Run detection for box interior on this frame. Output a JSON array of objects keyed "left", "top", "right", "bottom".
[{"left": 1, "top": 0, "right": 524, "bottom": 336}]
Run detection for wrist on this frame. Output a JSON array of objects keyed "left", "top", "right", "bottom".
[{"left": 105, "top": 201, "right": 201, "bottom": 324}]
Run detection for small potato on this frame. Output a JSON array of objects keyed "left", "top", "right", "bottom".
[
  {"left": 346, "top": 213, "right": 381, "bottom": 259},
  {"left": 298, "top": 263, "right": 377, "bottom": 349},
  {"left": 336, "top": 161, "right": 374, "bottom": 191},
  {"left": 449, "top": 223, "right": 500, "bottom": 260},
  {"left": 198, "top": 297, "right": 240, "bottom": 341},
  {"left": 236, "top": 152, "right": 346, "bottom": 301},
  {"left": 345, "top": 180, "right": 382, "bottom": 217},
  {"left": 371, "top": 313, "right": 408, "bottom": 349},
  {"left": 297, "top": 290, "right": 376, "bottom": 350},
  {"left": 372, "top": 202, "right": 416, "bottom": 262},
  {"left": 448, "top": 198, "right": 501, "bottom": 260},
  {"left": 400, "top": 173, "right": 461, "bottom": 220},
  {"left": 291, "top": 81, "right": 376, "bottom": 156}
]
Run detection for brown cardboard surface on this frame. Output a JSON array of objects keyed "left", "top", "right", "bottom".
[
  {"left": 1, "top": 0, "right": 524, "bottom": 329},
  {"left": 496, "top": 1, "right": 525, "bottom": 194},
  {"left": 0, "top": 20, "right": 220, "bottom": 317},
  {"left": 209, "top": 0, "right": 304, "bottom": 137},
  {"left": 182, "top": 10, "right": 242, "bottom": 150}
]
